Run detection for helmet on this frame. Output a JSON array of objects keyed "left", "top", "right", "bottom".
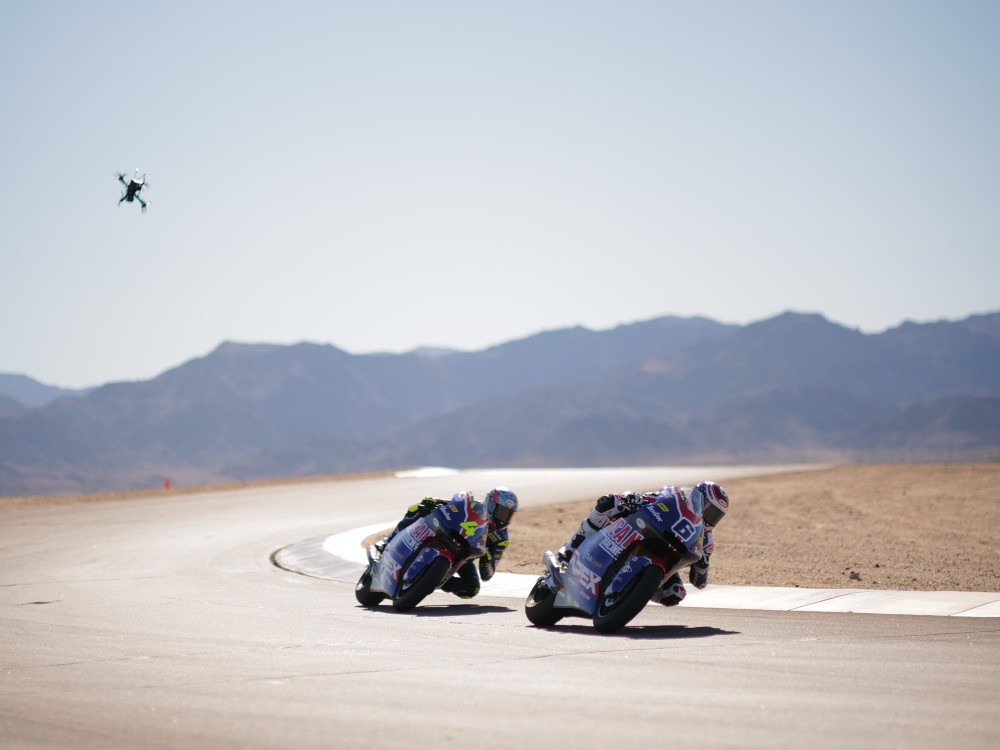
[
  {"left": 484, "top": 487, "right": 518, "bottom": 527},
  {"left": 691, "top": 482, "right": 729, "bottom": 527}
]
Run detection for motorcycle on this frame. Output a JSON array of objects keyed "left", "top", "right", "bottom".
[
  {"left": 524, "top": 487, "right": 706, "bottom": 633},
  {"left": 355, "top": 493, "right": 489, "bottom": 612}
]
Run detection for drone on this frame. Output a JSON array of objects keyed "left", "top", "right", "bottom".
[{"left": 117, "top": 169, "right": 149, "bottom": 212}]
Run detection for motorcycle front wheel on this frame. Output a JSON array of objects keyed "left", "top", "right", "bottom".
[
  {"left": 355, "top": 564, "right": 386, "bottom": 607},
  {"left": 524, "top": 577, "right": 563, "bottom": 627},
  {"left": 592, "top": 565, "right": 663, "bottom": 634},
  {"left": 392, "top": 556, "right": 450, "bottom": 612}
]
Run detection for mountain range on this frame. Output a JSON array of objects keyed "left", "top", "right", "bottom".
[{"left": 2, "top": 311, "right": 998, "bottom": 496}]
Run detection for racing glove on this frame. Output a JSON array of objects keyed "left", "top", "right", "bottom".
[
  {"left": 689, "top": 553, "right": 710, "bottom": 589},
  {"left": 617, "top": 492, "right": 642, "bottom": 513},
  {"left": 418, "top": 497, "right": 440, "bottom": 512}
]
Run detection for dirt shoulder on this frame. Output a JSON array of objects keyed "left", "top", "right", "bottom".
[
  {"left": 0, "top": 471, "right": 394, "bottom": 510},
  {"left": 501, "top": 464, "right": 1000, "bottom": 592}
]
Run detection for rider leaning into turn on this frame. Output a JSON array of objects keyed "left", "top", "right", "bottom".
[
  {"left": 374, "top": 487, "right": 519, "bottom": 599},
  {"left": 556, "top": 482, "right": 730, "bottom": 606}
]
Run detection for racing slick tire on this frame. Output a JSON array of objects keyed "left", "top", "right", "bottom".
[
  {"left": 355, "top": 565, "right": 386, "bottom": 607},
  {"left": 593, "top": 565, "right": 663, "bottom": 634},
  {"left": 525, "top": 577, "right": 564, "bottom": 627},
  {"left": 392, "top": 556, "right": 450, "bottom": 612}
]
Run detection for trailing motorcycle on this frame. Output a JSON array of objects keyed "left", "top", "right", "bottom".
[
  {"left": 524, "top": 488, "right": 706, "bottom": 633},
  {"left": 355, "top": 493, "right": 489, "bottom": 612}
]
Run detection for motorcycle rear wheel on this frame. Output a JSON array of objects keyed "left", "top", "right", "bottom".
[
  {"left": 593, "top": 565, "right": 663, "bottom": 634},
  {"left": 355, "top": 565, "right": 386, "bottom": 607},
  {"left": 524, "top": 577, "right": 563, "bottom": 627},
  {"left": 392, "top": 556, "right": 450, "bottom": 612}
]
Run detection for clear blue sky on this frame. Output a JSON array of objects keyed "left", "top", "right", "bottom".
[{"left": 2, "top": 2, "right": 998, "bottom": 388}]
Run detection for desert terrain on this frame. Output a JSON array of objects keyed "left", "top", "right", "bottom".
[{"left": 501, "top": 464, "right": 1000, "bottom": 592}]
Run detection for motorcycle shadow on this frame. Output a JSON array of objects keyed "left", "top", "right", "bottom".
[
  {"left": 537, "top": 623, "right": 739, "bottom": 640},
  {"left": 361, "top": 603, "right": 515, "bottom": 617}
]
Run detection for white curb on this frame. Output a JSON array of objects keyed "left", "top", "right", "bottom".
[{"left": 317, "top": 524, "right": 1000, "bottom": 617}]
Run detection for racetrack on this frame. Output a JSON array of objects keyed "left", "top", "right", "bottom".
[{"left": 2, "top": 467, "right": 998, "bottom": 749}]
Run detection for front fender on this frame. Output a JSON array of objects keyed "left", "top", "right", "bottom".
[
  {"left": 603, "top": 554, "right": 664, "bottom": 598},
  {"left": 400, "top": 546, "right": 453, "bottom": 590}
]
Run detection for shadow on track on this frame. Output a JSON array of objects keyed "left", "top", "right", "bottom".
[
  {"left": 530, "top": 623, "right": 739, "bottom": 640},
  {"left": 357, "top": 604, "right": 515, "bottom": 616}
]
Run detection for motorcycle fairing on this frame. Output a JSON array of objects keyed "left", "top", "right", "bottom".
[
  {"left": 371, "top": 519, "right": 435, "bottom": 597},
  {"left": 548, "top": 494, "right": 707, "bottom": 616},
  {"left": 369, "top": 495, "right": 489, "bottom": 599},
  {"left": 429, "top": 498, "right": 489, "bottom": 553},
  {"left": 551, "top": 526, "right": 622, "bottom": 614}
]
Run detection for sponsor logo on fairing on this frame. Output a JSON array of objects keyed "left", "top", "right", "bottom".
[
  {"left": 402, "top": 521, "right": 435, "bottom": 550},
  {"left": 569, "top": 556, "right": 601, "bottom": 598},
  {"left": 599, "top": 517, "right": 644, "bottom": 556}
]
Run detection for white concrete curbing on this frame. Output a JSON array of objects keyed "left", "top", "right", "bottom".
[{"left": 323, "top": 523, "right": 1000, "bottom": 617}]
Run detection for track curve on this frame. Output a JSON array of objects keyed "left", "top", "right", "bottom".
[{"left": 2, "top": 467, "right": 998, "bottom": 749}]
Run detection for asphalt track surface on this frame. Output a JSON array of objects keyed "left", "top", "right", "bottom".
[{"left": 2, "top": 466, "right": 999, "bottom": 749}]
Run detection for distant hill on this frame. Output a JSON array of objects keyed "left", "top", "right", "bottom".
[
  {"left": 1, "top": 312, "right": 997, "bottom": 496},
  {"left": 0, "top": 393, "right": 24, "bottom": 416},
  {"left": 0, "top": 374, "right": 86, "bottom": 409},
  {"left": 854, "top": 396, "right": 1000, "bottom": 456}
]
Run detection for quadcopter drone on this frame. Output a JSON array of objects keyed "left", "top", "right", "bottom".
[{"left": 117, "top": 169, "right": 148, "bottom": 212}]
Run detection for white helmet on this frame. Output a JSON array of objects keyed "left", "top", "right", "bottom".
[{"left": 691, "top": 482, "right": 729, "bottom": 527}]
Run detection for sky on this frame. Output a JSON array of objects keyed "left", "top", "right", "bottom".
[{"left": 2, "top": 2, "right": 998, "bottom": 389}]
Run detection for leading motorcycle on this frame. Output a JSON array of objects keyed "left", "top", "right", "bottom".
[
  {"left": 355, "top": 494, "right": 489, "bottom": 612},
  {"left": 524, "top": 488, "right": 706, "bottom": 633}
]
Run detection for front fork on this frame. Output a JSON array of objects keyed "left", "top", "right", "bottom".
[{"left": 541, "top": 549, "right": 564, "bottom": 591}]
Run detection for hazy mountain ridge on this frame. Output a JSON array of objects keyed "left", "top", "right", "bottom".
[
  {"left": 0, "top": 394, "right": 24, "bottom": 416},
  {"left": 1, "top": 312, "right": 997, "bottom": 495},
  {"left": 0, "top": 373, "right": 87, "bottom": 409}
]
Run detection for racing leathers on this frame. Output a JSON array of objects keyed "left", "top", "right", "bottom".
[
  {"left": 377, "top": 497, "right": 510, "bottom": 599},
  {"left": 556, "top": 488, "right": 715, "bottom": 606}
]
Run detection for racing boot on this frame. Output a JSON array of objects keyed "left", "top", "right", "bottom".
[
  {"left": 651, "top": 572, "right": 687, "bottom": 607},
  {"left": 441, "top": 577, "right": 478, "bottom": 599}
]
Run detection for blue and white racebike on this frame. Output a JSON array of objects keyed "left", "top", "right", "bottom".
[
  {"left": 355, "top": 494, "right": 488, "bottom": 612},
  {"left": 524, "top": 488, "right": 706, "bottom": 633}
]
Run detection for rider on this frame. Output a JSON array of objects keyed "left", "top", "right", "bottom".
[
  {"left": 556, "top": 481, "right": 730, "bottom": 606},
  {"left": 373, "top": 487, "right": 519, "bottom": 599}
]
